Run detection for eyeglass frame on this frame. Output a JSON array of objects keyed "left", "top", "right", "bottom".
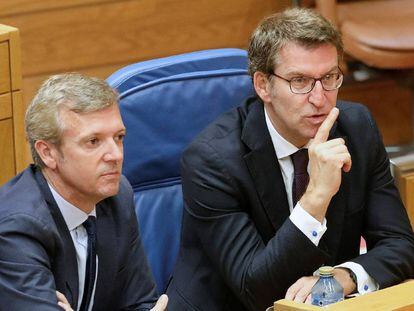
[{"left": 267, "top": 67, "right": 344, "bottom": 94}]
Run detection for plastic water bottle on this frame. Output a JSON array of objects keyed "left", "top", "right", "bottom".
[{"left": 311, "top": 266, "right": 344, "bottom": 307}]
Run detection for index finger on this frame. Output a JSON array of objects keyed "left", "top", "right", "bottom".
[{"left": 313, "top": 107, "right": 339, "bottom": 144}]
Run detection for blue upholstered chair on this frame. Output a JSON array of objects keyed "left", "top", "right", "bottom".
[{"left": 107, "top": 48, "right": 255, "bottom": 293}]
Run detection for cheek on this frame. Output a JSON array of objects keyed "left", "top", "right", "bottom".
[{"left": 326, "top": 91, "right": 338, "bottom": 106}]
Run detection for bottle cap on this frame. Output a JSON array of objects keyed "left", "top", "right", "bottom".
[{"left": 318, "top": 266, "right": 334, "bottom": 275}]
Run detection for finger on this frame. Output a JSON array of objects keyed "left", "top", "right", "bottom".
[
  {"left": 293, "top": 291, "right": 308, "bottom": 303},
  {"left": 56, "top": 291, "right": 69, "bottom": 304},
  {"left": 58, "top": 301, "right": 73, "bottom": 311},
  {"left": 342, "top": 155, "right": 352, "bottom": 172},
  {"left": 285, "top": 284, "right": 299, "bottom": 300},
  {"left": 285, "top": 278, "right": 304, "bottom": 300},
  {"left": 311, "top": 141, "right": 348, "bottom": 157},
  {"left": 311, "top": 145, "right": 351, "bottom": 172},
  {"left": 313, "top": 107, "right": 339, "bottom": 144},
  {"left": 293, "top": 279, "right": 318, "bottom": 303},
  {"left": 150, "top": 294, "right": 168, "bottom": 311},
  {"left": 314, "top": 137, "right": 345, "bottom": 149},
  {"left": 305, "top": 294, "right": 312, "bottom": 305},
  {"left": 333, "top": 153, "right": 352, "bottom": 171}
]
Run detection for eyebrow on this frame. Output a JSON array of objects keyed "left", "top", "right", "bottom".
[
  {"left": 78, "top": 128, "right": 126, "bottom": 140},
  {"left": 284, "top": 66, "right": 339, "bottom": 78}
]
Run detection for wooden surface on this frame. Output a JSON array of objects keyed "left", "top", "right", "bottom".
[
  {"left": 0, "top": 0, "right": 290, "bottom": 107},
  {"left": 0, "top": 24, "right": 26, "bottom": 185},
  {"left": 0, "top": 93, "right": 12, "bottom": 120},
  {"left": 1, "top": 0, "right": 411, "bottom": 150},
  {"left": 404, "top": 174, "right": 414, "bottom": 226},
  {"left": 274, "top": 281, "right": 414, "bottom": 311},
  {"left": 0, "top": 119, "right": 16, "bottom": 185},
  {"left": 0, "top": 0, "right": 412, "bottom": 174},
  {"left": 12, "top": 90, "right": 27, "bottom": 173},
  {"left": 339, "top": 78, "right": 413, "bottom": 146},
  {"left": 0, "top": 42, "right": 11, "bottom": 94}
]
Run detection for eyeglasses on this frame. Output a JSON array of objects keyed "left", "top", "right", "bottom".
[{"left": 268, "top": 68, "right": 344, "bottom": 94}]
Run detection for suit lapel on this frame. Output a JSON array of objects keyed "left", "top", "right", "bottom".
[
  {"left": 241, "top": 101, "right": 290, "bottom": 232},
  {"left": 33, "top": 167, "right": 79, "bottom": 308}
]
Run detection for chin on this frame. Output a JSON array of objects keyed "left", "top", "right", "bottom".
[
  {"left": 303, "top": 128, "right": 319, "bottom": 140},
  {"left": 98, "top": 184, "right": 120, "bottom": 199}
]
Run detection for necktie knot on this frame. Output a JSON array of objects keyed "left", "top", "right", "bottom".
[{"left": 83, "top": 216, "right": 96, "bottom": 237}]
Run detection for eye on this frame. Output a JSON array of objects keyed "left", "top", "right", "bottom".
[
  {"left": 115, "top": 133, "right": 125, "bottom": 142},
  {"left": 291, "top": 76, "right": 311, "bottom": 87},
  {"left": 323, "top": 73, "right": 339, "bottom": 82},
  {"left": 86, "top": 137, "right": 100, "bottom": 147}
]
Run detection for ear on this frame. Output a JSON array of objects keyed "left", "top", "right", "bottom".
[
  {"left": 35, "top": 140, "right": 58, "bottom": 169},
  {"left": 253, "top": 71, "right": 272, "bottom": 103}
]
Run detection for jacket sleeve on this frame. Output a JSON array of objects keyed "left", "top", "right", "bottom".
[
  {"left": 117, "top": 178, "right": 159, "bottom": 311},
  {"left": 349, "top": 106, "right": 414, "bottom": 288},
  {"left": 0, "top": 213, "right": 64, "bottom": 310}
]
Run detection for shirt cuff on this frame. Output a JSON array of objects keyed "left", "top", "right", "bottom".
[
  {"left": 336, "top": 262, "right": 379, "bottom": 294},
  {"left": 289, "top": 203, "right": 327, "bottom": 246}
]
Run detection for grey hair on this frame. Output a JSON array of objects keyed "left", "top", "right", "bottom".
[
  {"left": 25, "top": 73, "right": 119, "bottom": 168},
  {"left": 248, "top": 7, "right": 343, "bottom": 77}
]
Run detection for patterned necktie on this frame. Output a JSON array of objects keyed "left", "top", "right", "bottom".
[
  {"left": 79, "top": 216, "right": 97, "bottom": 311},
  {"left": 291, "top": 149, "right": 309, "bottom": 206}
]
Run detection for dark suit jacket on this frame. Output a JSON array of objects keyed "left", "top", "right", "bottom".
[
  {"left": 167, "top": 97, "right": 414, "bottom": 311},
  {"left": 0, "top": 165, "right": 158, "bottom": 311}
]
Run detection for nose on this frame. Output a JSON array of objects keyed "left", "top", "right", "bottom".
[
  {"left": 308, "top": 80, "right": 325, "bottom": 107},
  {"left": 103, "top": 140, "right": 123, "bottom": 163}
]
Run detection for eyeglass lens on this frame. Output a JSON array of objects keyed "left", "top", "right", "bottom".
[{"left": 290, "top": 72, "right": 343, "bottom": 94}]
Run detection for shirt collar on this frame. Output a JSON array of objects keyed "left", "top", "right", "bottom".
[{"left": 48, "top": 183, "right": 96, "bottom": 231}]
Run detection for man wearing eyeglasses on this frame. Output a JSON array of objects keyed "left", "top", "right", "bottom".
[{"left": 166, "top": 7, "right": 414, "bottom": 311}]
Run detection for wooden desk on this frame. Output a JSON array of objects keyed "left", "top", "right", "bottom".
[
  {"left": 273, "top": 281, "right": 414, "bottom": 311},
  {"left": 0, "top": 24, "right": 25, "bottom": 186}
]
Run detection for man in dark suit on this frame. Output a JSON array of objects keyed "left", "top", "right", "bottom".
[
  {"left": 0, "top": 74, "right": 168, "bottom": 311},
  {"left": 167, "top": 8, "right": 414, "bottom": 310}
]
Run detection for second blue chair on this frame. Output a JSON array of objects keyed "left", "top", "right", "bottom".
[{"left": 107, "top": 48, "right": 255, "bottom": 293}]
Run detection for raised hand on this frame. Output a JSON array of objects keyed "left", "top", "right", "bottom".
[{"left": 300, "top": 107, "right": 352, "bottom": 222}]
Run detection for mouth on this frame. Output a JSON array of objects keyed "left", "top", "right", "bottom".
[
  {"left": 305, "top": 114, "right": 327, "bottom": 125},
  {"left": 101, "top": 171, "right": 121, "bottom": 178}
]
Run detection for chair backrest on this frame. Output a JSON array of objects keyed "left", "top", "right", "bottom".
[
  {"left": 315, "top": 0, "right": 414, "bottom": 69},
  {"left": 107, "top": 48, "right": 255, "bottom": 293}
]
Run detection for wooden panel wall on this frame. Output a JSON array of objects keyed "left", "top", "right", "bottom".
[
  {"left": 0, "top": 0, "right": 291, "bottom": 166},
  {"left": 339, "top": 78, "right": 413, "bottom": 146},
  {"left": 1, "top": 0, "right": 291, "bottom": 107},
  {"left": 0, "top": 24, "right": 25, "bottom": 184},
  {"left": 1, "top": 0, "right": 411, "bottom": 166}
]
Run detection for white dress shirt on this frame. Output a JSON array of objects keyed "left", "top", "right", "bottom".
[
  {"left": 264, "top": 107, "right": 378, "bottom": 294},
  {"left": 48, "top": 184, "right": 98, "bottom": 311}
]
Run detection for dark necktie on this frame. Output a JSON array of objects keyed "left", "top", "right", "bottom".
[
  {"left": 79, "top": 216, "right": 97, "bottom": 311},
  {"left": 291, "top": 149, "right": 309, "bottom": 206}
]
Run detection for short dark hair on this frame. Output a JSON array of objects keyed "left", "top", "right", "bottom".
[{"left": 248, "top": 7, "right": 343, "bottom": 77}]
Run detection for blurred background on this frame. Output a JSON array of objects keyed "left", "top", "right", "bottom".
[{"left": 1, "top": 0, "right": 413, "bottom": 167}]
